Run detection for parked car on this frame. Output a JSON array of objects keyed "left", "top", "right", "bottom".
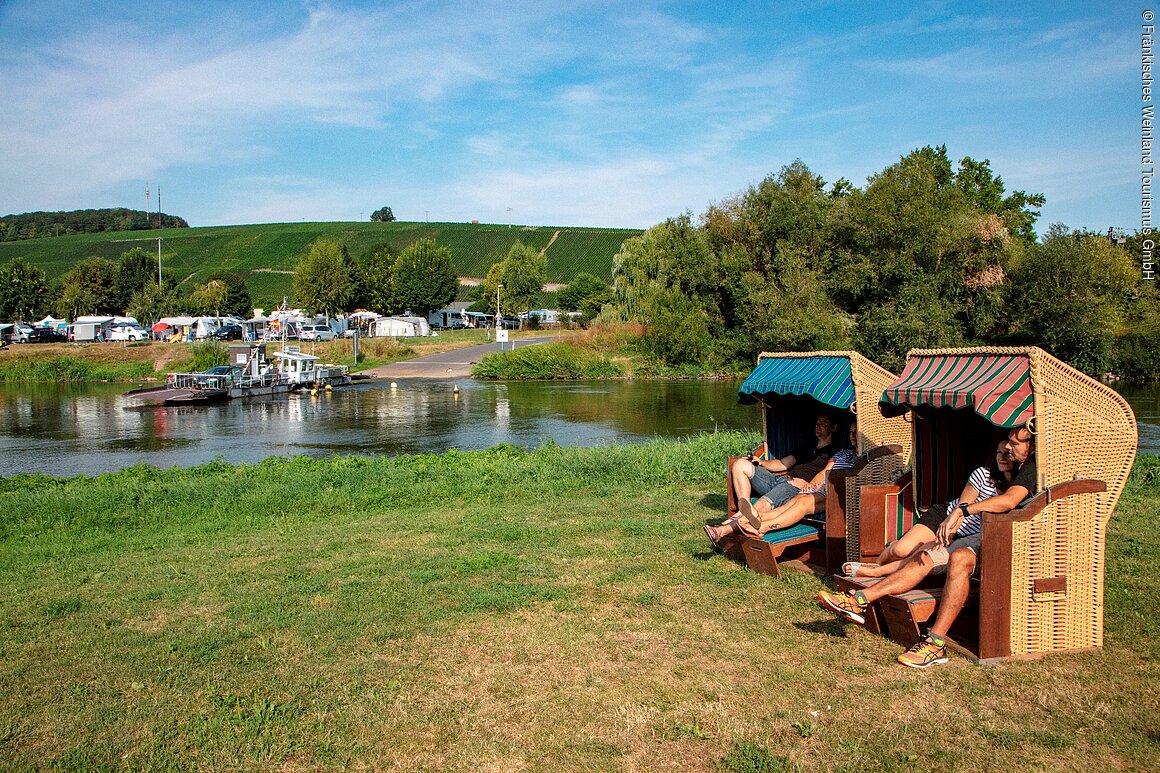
[
  {"left": 192, "top": 365, "right": 243, "bottom": 388},
  {"left": 298, "top": 325, "right": 336, "bottom": 342},
  {"left": 108, "top": 323, "right": 149, "bottom": 341},
  {"left": 10, "top": 323, "right": 34, "bottom": 343},
  {"left": 26, "top": 327, "right": 67, "bottom": 343},
  {"left": 210, "top": 324, "right": 243, "bottom": 341}
]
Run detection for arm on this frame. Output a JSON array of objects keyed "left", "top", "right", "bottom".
[
  {"left": 936, "top": 482, "right": 981, "bottom": 546},
  {"left": 947, "top": 484, "right": 1031, "bottom": 545},
  {"left": 802, "top": 458, "right": 837, "bottom": 492},
  {"left": 757, "top": 454, "right": 796, "bottom": 473}
]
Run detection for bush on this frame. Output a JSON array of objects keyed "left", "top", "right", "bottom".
[{"left": 472, "top": 342, "right": 624, "bottom": 379}]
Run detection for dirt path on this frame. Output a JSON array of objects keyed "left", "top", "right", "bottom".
[{"left": 364, "top": 336, "right": 554, "bottom": 379}]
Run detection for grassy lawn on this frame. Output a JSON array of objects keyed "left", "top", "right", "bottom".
[{"left": 0, "top": 436, "right": 1156, "bottom": 771}]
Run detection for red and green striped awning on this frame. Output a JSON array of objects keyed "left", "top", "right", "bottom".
[{"left": 879, "top": 353, "right": 1034, "bottom": 428}]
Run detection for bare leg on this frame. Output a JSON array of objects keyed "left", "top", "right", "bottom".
[
  {"left": 928, "top": 548, "right": 976, "bottom": 638},
  {"left": 861, "top": 524, "right": 937, "bottom": 575},
  {"left": 731, "top": 458, "right": 756, "bottom": 504},
  {"left": 760, "top": 493, "right": 822, "bottom": 532},
  {"left": 859, "top": 550, "right": 936, "bottom": 603}
]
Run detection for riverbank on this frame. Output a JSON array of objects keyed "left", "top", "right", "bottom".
[
  {"left": 0, "top": 331, "right": 526, "bottom": 383},
  {"left": 1, "top": 436, "right": 1156, "bottom": 770}
]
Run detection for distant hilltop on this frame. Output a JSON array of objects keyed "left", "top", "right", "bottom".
[
  {"left": 0, "top": 220, "right": 641, "bottom": 310},
  {"left": 0, "top": 208, "right": 189, "bottom": 241}
]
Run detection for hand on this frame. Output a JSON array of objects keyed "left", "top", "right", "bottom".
[
  {"left": 788, "top": 477, "right": 808, "bottom": 490},
  {"left": 935, "top": 515, "right": 959, "bottom": 548}
]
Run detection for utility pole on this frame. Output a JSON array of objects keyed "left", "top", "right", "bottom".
[{"left": 157, "top": 238, "right": 163, "bottom": 288}]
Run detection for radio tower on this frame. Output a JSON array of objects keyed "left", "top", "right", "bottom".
[
  {"left": 145, "top": 184, "right": 150, "bottom": 218},
  {"left": 157, "top": 187, "right": 162, "bottom": 228}
]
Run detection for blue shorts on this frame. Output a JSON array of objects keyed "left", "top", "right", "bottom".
[{"left": 749, "top": 467, "right": 802, "bottom": 509}]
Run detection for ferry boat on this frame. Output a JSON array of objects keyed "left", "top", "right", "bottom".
[{"left": 125, "top": 343, "right": 351, "bottom": 405}]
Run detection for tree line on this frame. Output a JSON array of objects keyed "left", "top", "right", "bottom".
[
  {"left": 0, "top": 209, "right": 189, "bottom": 242},
  {"left": 289, "top": 236, "right": 611, "bottom": 323},
  {"left": 606, "top": 145, "right": 1159, "bottom": 380},
  {"left": 0, "top": 250, "right": 251, "bottom": 325}
]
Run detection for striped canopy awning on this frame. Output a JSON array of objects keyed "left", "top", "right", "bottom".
[
  {"left": 880, "top": 353, "right": 1034, "bottom": 427},
  {"left": 738, "top": 355, "right": 856, "bottom": 409}
]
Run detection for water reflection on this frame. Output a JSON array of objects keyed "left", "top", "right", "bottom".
[
  {"left": 0, "top": 379, "right": 757, "bottom": 477},
  {"left": 1, "top": 378, "right": 1155, "bottom": 478}
]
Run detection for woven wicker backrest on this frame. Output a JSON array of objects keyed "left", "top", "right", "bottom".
[
  {"left": 903, "top": 346, "right": 1138, "bottom": 655},
  {"left": 747, "top": 351, "right": 912, "bottom": 560}
]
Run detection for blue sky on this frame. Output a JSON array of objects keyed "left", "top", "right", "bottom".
[{"left": 0, "top": 1, "right": 1142, "bottom": 233}]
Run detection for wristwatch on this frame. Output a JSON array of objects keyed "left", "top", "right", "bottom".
[{"left": 959, "top": 503, "right": 970, "bottom": 518}]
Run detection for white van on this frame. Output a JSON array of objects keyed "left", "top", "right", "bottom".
[{"left": 298, "top": 325, "right": 336, "bottom": 342}]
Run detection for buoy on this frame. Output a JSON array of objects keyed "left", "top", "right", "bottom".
[
  {"left": 390, "top": 381, "right": 398, "bottom": 390},
  {"left": 324, "top": 383, "right": 332, "bottom": 391},
  {"left": 453, "top": 384, "right": 460, "bottom": 394}
]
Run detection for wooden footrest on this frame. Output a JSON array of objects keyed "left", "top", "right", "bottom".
[
  {"left": 879, "top": 588, "right": 943, "bottom": 649},
  {"left": 743, "top": 524, "right": 821, "bottom": 578}
]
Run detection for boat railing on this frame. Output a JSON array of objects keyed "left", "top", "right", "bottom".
[{"left": 166, "top": 372, "right": 234, "bottom": 390}]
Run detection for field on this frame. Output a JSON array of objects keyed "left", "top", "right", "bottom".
[
  {"left": 0, "top": 435, "right": 1156, "bottom": 771},
  {"left": 0, "top": 221, "right": 641, "bottom": 310}
]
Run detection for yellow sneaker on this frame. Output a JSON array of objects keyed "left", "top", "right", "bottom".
[
  {"left": 816, "top": 588, "right": 868, "bottom": 625},
  {"left": 897, "top": 634, "right": 949, "bottom": 668}
]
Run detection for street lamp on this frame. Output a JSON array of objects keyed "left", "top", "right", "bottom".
[{"left": 496, "top": 283, "right": 503, "bottom": 325}]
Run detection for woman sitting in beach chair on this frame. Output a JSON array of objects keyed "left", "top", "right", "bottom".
[{"left": 841, "top": 433, "right": 1028, "bottom": 579}]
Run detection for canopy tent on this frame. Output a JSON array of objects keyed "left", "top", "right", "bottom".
[
  {"left": 879, "top": 352, "right": 1033, "bottom": 428},
  {"left": 35, "top": 315, "right": 65, "bottom": 328},
  {"left": 738, "top": 355, "right": 856, "bottom": 410}
]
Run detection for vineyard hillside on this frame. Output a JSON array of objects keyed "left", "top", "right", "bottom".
[{"left": 0, "top": 221, "right": 641, "bottom": 309}]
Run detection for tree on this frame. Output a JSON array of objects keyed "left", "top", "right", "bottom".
[
  {"left": 292, "top": 238, "right": 354, "bottom": 316},
  {"left": 352, "top": 243, "right": 397, "bottom": 314},
  {"left": 115, "top": 247, "right": 158, "bottom": 310},
  {"left": 204, "top": 270, "right": 252, "bottom": 318},
  {"left": 0, "top": 258, "right": 50, "bottom": 321},
  {"left": 190, "top": 279, "right": 228, "bottom": 317},
  {"left": 370, "top": 207, "right": 396, "bottom": 223},
  {"left": 57, "top": 257, "right": 119, "bottom": 319},
  {"left": 482, "top": 241, "right": 546, "bottom": 321},
  {"left": 557, "top": 272, "right": 610, "bottom": 311},
  {"left": 391, "top": 238, "right": 458, "bottom": 316},
  {"left": 1006, "top": 226, "right": 1139, "bottom": 373}
]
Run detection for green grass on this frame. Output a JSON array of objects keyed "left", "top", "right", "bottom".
[
  {"left": 0, "top": 221, "right": 639, "bottom": 310},
  {"left": 472, "top": 341, "right": 625, "bottom": 379},
  {"left": 0, "top": 440, "right": 1156, "bottom": 771},
  {"left": 0, "top": 355, "right": 157, "bottom": 383}
]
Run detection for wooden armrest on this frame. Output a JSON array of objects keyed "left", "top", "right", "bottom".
[
  {"left": 982, "top": 479, "right": 1107, "bottom": 523},
  {"left": 829, "top": 443, "right": 904, "bottom": 483}
]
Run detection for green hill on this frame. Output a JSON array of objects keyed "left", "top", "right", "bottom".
[{"left": 0, "top": 221, "right": 641, "bottom": 309}]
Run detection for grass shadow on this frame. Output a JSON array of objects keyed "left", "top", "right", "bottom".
[
  {"left": 793, "top": 618, "right": 853, "bottom": 638},
  {"left": 698, "top": 492, "right": 727, "bottom": 511}
]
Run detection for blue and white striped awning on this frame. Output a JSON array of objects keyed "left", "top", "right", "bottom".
[{"left": 737, "top": 355, "right": 856, "bottom": 409}]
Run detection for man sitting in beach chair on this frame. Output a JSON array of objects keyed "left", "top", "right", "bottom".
[
  {"left": 706, "top": 419, "right": 855, "bottom": 546},
  {"left": 816, "top": 426, "right": 1036, "bottom": 668}
]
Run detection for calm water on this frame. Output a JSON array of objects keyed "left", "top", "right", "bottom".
[
  {"left": 1, "top": 379, "right": 1156, "bottom": 478},
  {"left": 0, "top": 379, "right": 755, "bottom": 477}
]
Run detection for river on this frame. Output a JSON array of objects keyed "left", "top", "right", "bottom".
[{"left": 0, "top": 379, "right": 1156, "bottom": 478}]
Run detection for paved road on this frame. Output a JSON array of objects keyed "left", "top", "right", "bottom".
[{"left": 363, "top": 336, "right": 555, "bottom": 379}]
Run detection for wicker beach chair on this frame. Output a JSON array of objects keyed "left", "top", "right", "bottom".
[
  {"left": 721, "top": 352, "right": 912, "bottom": 575},
  {"left": 854, "top": 346, "right": 1137, "bottom": 662}
]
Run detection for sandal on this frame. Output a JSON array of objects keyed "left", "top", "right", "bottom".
[
  {"left": 704, "top": 524, "right": 723, "bottom": 550},
  {"left": 842, "top": 561, "right": 878, "bottom": 577}
]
